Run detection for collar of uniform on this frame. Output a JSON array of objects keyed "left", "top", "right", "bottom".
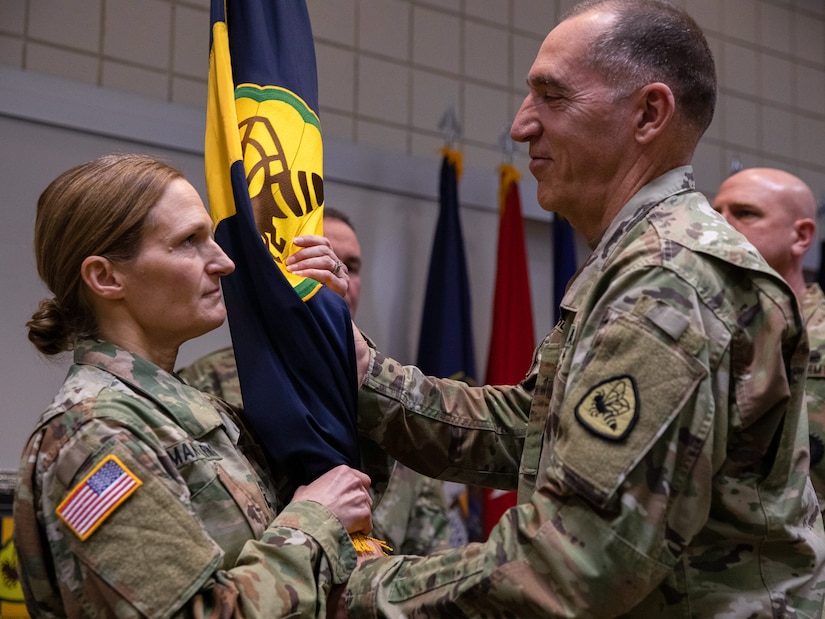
[
  {"left": 73, "top": 339, "right": 223, "bottom": 438},
  {"left": 561, "top": 166, "right": 695, "bottom": 313}
]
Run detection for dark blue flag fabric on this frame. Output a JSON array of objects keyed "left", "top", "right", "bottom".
[
  {"left": 416, "top": 148, "right": 481, "bottom": 545},
  {"left": 819, "top": 200, "right": 825, "bottom": 291},
  {"left": 204, "top": 0, "right": 359, "bottom": 488},
  {"left": 416, "top": 148, "right": 477, "bottom": 383},
  {"left": 820, "top": 240, "right": 825, "bottom": 293},
  {"left": 552, "top": 215, "right": 577, "bottom": 323}
]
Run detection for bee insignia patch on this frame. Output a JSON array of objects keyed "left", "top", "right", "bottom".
[{"left": 575, "top": 375, "right": 639, "bottom": 441}]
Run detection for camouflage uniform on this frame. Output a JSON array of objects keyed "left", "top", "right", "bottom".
[
  {"left": 346, "top": 167, "right": 825, "bottom": 617},
  {"left": 803, "top": 283, "right": 825, "bottom": 513},
  {"left": 14, "top": 340, "right": 355, "bottom": 618},
  {"left": 178, "top": 347, "right": 451, "bottom": 556}
]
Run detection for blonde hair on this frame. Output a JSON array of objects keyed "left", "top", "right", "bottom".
[{"left": 27, "top": 154, "right": 183, "bottom": 355}]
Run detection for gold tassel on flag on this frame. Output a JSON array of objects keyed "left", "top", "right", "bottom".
[{"left": 350, "top": 532, "right": 392, "bottom": 556}]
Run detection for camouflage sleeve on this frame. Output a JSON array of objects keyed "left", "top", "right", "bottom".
[
  {"left": 370, "top": 463, "right": 451, "bottom": 556},
  {"left": 344, "top": 263, "right": 817, "bottom": 616},
  {"left": 400, "top": 473, "right": 451, "bottom": 555},
  {"left": 357, "top": 349, "right": 535, "bottom": 489},
  {"left": 184, "top": 501, "right": 356, "bottom": 618},
  {"left": 215, "top": 500, "right": 357, "bottom": 616},
  {"left": 15, "top": 414, "right": 355, "bottom": 618}
]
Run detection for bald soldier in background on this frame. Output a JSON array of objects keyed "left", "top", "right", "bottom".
[
  {"left": 179, "top": 208, "right": 452, "bottom": 556},
  {"left": 713, "top": 167, "right": 825, "bottom": 511}
]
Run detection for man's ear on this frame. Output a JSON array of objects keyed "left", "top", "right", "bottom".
[
  {"left": 792, "top": 218, "right": 816, "bottom": 258},
  {"left": 634, "top": 82, "right": 675, "bottom": 145},
  {"left": 81, "top": 255, "right": 125, "bottom": 300}
]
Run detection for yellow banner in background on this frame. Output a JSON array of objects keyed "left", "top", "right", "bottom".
[{"left": 0, "top": 515, "right": 28, "bottom": 618}]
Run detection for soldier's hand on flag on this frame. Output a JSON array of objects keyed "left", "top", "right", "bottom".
[
  {"left": 287, "top": 235, "right": 349, "bottom": 297},
  {"left": 292, "top": 464, "right": 373, "bottom": 534}
]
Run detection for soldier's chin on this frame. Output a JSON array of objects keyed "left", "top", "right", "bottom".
[{"left": 199, "top": 310, "right": 228, "bottom": 336}]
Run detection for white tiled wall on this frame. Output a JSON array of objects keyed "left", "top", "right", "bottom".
[{"left": 1, "top": 0, "right": 824, "bottom": 203}]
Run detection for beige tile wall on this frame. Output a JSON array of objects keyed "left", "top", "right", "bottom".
[{"left": 1, "top": 0, "right": 823, "bottom": 198}]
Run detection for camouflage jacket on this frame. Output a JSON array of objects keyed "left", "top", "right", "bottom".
[
  {"left": 14, "top": 340, "right": 356, "bottom": 618},
  {"left": 178, "top": 346, "right": 451, "bottom": 556},
  {"left": 803, "top": 283, "right": 825, "bottom": 513},
  {"left": 369, "top": 460, "right": 450, "bottom": 556},
  {"left": 348, "top": 167, "right": 825, "bottom": 618}
]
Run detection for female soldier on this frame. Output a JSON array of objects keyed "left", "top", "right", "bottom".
[{"left": 14, "top": 153, "right": 371, "bottom": 617}]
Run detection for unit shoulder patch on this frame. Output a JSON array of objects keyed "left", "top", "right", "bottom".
[
  {"left": 574, "top": 375, "right": 639, "bottom": 441},
  {"left": 57, "top": 454, "right": 142, "bottom": 540}
]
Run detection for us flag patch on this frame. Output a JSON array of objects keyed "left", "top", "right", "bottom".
[{"left": 57, "top": 455, "right": 142, "bottom": 540}]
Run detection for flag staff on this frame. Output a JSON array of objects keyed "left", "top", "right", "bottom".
[
  {"left": 496, "top": 123, "right": 516, "bottom": 165},
  {"left": 438, "top": 104, "right": 462, "bottom": 147}
]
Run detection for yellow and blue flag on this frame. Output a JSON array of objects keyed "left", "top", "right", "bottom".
[{"left": 205, "top": 0, "right": 358, "bottom": 486}]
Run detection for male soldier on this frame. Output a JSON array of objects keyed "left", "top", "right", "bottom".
[
  {"left": 179, "top": 208, "right": 451, "bottom": 556},
  {"left": 712, "top": 167, "right": 825, "bottom": 512},
  {"left": 334, "top": 0, "right": 825, "bottom": 616}
]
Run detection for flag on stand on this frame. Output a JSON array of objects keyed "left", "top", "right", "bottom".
[
  {"left": 204, "top": 0, "right": 359, "bottom": 489},
  {"left": 553, "top": 215, "right": 577, "bottom": 322},
  {"left": 481, "top": 163, "right": 535, "bottom": 538},
  {"left": 416, "top": 148, "right": 477, "bottom": 384},
  {"left": 416, "top": 147, "right": 481, "bottom": 545},
  {"left": 485, "top": 164, "right": 535, "bottom": 385}
]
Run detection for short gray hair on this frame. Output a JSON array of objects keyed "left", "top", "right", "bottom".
[{"left": 566, "top": 0, "right": 716, "bottom": 136}]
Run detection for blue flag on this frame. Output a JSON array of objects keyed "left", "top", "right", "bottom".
[
  {"left": 416, "top": 148, "right": 480, "bottom": 545},
  {"left": 416, "top": 148, "right": 477, "bottom": 383},
  {"left": 552, "top": 215, "right": 577, "bottom": 323},
  {"left": 204, "top": 0, "right": 359, "bottom": 487}
]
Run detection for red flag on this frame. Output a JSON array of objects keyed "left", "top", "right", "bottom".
[
  {"left": 485, "top": 164, "right": 535, "bottom": 385},
  {"left": 482, "top": 164, "right": 535, "bottom": 537}
]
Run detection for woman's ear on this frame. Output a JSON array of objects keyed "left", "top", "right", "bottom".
[
  {"left": 634, "top": 82, "right": 676, "bottom": 145},
  {"left": 81, "top": 255, "right": 125, "bottom": 300}
]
